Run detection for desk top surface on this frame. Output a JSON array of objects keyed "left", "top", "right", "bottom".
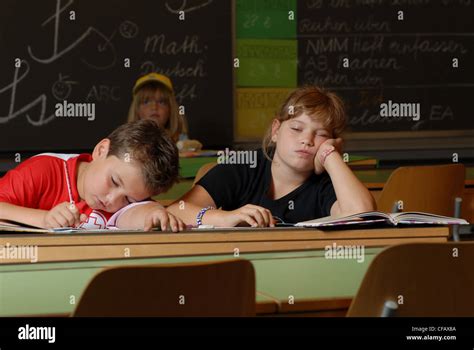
[
  {"left": 0, "top": 225, "right": 450, "bottom": 243},
  {"left": 0, "top": 226, "right": 450, "bottom": 264}
]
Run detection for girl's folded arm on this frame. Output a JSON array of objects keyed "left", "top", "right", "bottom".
[
  {"left": 167, "top": 185, "right": 221, "bottom": 226},
  {"left": 324, "top": 153, "right": 376, "bottom": 216},
  {"left": 166, "top": 185, "right": 275, "bottom": 227}
]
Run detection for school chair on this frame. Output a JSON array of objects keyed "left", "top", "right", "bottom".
[
  {"left": 347, "top": 242, "right": 474, "bottom": 317},
  {"left": 73, "top": 259, "right": 256, "bottom": 317},
  {"left": 376, "top": 164, "right": 465, "bottom": 217},
  {"left": 193, "top": 162, "right": 217, "bottom": 185}
]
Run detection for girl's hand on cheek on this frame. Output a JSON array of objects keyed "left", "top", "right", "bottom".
[
  {"left": 313, "top": 151, "right": 325, "bottom": 175},
  {"left": 330, "top": 137, "right": 344, "bottom": 153},
  {"left": 314, "top": 138, "right": 343, "bottom": 174}
]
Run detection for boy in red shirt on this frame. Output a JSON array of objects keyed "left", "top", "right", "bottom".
[{"left": 0, "top": 120, "right": 184, "bottom": 231}]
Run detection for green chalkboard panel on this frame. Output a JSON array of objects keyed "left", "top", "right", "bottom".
[
  {"left": 236, "top": 0, "right": 297, "bottom": 39},
  {"left": 237, "top": 39, "right": 297, "bottom": 87}
]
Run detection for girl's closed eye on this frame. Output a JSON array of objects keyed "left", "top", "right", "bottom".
[{"left": 290, "top": 124, "right": 302, "bottom": 132}]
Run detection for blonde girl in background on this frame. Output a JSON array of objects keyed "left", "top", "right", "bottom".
[{"left": 128, "top": 73, "right": 201, "bottom": 151}]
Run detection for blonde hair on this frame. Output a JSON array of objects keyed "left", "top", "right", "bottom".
[
  {"left": 127, "top": 81, "right": 187, "bottom": 143},
  {"left": 262, "top": 86, "right": 347, "bottom": 160}
]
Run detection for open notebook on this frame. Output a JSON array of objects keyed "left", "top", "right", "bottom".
[
  {"left": 0, "top": 221, "right": 154, "bottom": 234},
  {"left": 294, "top": 211, "right": 469, "bottom": 228}
]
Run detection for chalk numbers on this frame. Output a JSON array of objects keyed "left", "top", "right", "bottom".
[{"left": 243, "top": 14, "right": 271, "bottom": 29}]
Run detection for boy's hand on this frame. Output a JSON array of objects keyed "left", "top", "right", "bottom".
[
  {"left": 222, "top": 204, "right": 275, "bottom": 227},
  {"left": 43, "top": 202, "right": 87, "bottom": 229},
  {"left": 314, "top": 138, "right": 343, "bottom": 175},
  {"left": 144, "top": 207, "right": 185, "bottom": 232}
]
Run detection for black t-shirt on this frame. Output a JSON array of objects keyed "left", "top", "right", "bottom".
[{"left": 196, "top": 149, "right": 337, "bottom": 224}]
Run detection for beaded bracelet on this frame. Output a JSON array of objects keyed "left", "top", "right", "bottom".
[{"left": 196, "top": 206, "right": 215, "bottom": 226}]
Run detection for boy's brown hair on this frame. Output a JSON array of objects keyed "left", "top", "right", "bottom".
[
  {"left": 262, "top": 86, "right": 347, "bottom": 160},
  {"left": 107, "top": 119, "right": 179, "bottom": 194}
]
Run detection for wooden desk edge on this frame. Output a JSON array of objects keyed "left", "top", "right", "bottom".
[
  {"left": 0, "top": 235, "right": 448, "bottom": 264},
  {"left": 0, "top": 226, "right": 450, "bottom": 246}
]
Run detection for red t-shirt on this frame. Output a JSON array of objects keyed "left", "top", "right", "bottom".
[{"left": 0, "top": 153, "right": 112, "bottom": 229}]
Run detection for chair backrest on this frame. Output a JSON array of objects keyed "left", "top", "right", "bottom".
[
  {"left": 73, "top": 259, "right": 255, "bottom": 317},
  {"left": 347, "top": 242, "right": 474, "bottom": 317},
  {"left": 193, "top": 162, "right": 217, "bottom": 186},
  {"left": 377, "top": 164, "right": 465, "bottom": 216}
]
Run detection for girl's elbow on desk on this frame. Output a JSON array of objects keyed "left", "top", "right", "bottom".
[
  {"left": 351, "top": 192, "right": 377, "bottom": 213},
  {"left": 332, "top": 197, "right": 376, "bottom": 217}
]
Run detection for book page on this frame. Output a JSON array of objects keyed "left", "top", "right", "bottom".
[
  {"left": 390, "top": 212, "right": 469, "bottom": 225},
  {"left": 0, "top": 221, "right": 160, "bottom": 234},
  {"left": 0, "top": 221, "right": 50, "bottom": 233},
  {"left": 295, "top": 211, "right": 391, "bottom": 227}
]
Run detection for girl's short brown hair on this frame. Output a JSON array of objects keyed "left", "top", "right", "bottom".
[
  {"left": 127, "top": 81, "right": 187, "bottom": 142},
  {"left": 262, "top": 86, "right": 347, "bottom": 160}
]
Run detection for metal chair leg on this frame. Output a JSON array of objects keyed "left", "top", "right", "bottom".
[
  {"left": 380, "top": 300, "right": 398, "bottom": 317},
  {"left": 452, "top": 197, "right": 463, "bottom": 242}
]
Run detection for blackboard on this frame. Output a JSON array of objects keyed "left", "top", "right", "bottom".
[
  {"left": 297, "top": 0, "right": 474, "bottom": 133},
  {"left": 0, "top": 0, "right": 233, "bottom": 152}
]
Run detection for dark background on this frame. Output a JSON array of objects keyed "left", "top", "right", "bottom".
[
  {"left": 297, "top": 0, "right": 474, "bottom": 133},
  {"left": 0, "top": 0, "right": 233, "bottom": 152}
]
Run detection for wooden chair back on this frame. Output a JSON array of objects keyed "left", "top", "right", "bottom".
[
  {"left": 347, "top": 242, "right": 474, "bottom": 317},
  {"left": 377, "top": 164, "right": 465, "bottom": 216},
  {"left": 73, "top": 259, "right": 256, "bottom": 317}
]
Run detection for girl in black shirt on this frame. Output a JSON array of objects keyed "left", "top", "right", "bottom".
[
  {"left": 167, "top": 86, "right": 375, "bottom": 227},
  {"left": 115, "top": 86, "right": 376, "bottom": 229}
]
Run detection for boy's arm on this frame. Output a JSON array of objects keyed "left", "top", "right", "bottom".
[
  {"left": 323, "top": 152, "right": 376, "bottom": 216},
  {"left": 0, "top": 202, "right": 47, "bottom": 228},
  {"left": 113, "top": 201, "right": 185, "bottom": 231},
  {"left": 115, "top": 188, "right": 221, "bottom": 228},
  {"left": 0, "top": 202, "right": 86, "bottom": 229}
]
